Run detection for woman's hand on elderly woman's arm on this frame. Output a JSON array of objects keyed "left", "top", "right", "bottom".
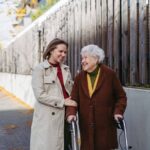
[{"left": 64, "top": 97, "right": 77, "bottom": 107}]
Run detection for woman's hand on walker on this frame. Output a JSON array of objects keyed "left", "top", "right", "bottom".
[
  {"left": 67, "top": 115, "right": 76, "bottom": 123},
  {"left": 114, "top": 114, "right": 123, "bottom": 122}
]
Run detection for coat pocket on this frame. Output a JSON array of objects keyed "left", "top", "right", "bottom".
[
  {"left": 44, "top": 76, "right": 56, "bottom": 93},
  {"left": 44, "top": 76, "right": 55, "bottom": 84}
]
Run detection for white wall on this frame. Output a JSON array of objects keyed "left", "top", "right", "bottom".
[{"left": 0, "top": 72, "right": 35, "bottom": 107}]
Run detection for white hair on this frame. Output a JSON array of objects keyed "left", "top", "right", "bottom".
[{"left": 81, "top": 44, "right": 105, "bottom": 63}]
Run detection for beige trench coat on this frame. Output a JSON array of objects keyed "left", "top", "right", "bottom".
[{"left": 30, "top": 60, "right": 73, "bottom": 150}]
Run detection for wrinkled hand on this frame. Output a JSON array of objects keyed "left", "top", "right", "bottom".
[
  {"left": 67, "top": 115, "right": 76, "bottom": 123},
  {"left": 114, "top": 114, "right": 123, "bottom": 122},
  {"left": 64, "top": 97, "right": 77, "bottom": 107}
]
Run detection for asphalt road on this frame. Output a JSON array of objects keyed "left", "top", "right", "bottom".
[{"left": 0, "top": 90, "right": 33, "bottom": 150}]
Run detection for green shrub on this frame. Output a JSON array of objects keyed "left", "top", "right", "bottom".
[{"left": 30, "top": 0, "right": 59, "bottom": 21}]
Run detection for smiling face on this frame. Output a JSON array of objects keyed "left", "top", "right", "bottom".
[
  {"left": 81, "top": 53, "right": 98, "bottom": 73},
  {"left": 49, "top": 44, "right": 67, "bottom": 64}
]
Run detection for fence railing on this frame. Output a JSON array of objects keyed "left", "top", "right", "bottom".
[{"left": 0, "top": 0, "right": 149, "bottom": 87}]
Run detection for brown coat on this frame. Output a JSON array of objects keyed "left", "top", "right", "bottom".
[{"left": 67, "top": 64, "right": 127, "bottom": 150}]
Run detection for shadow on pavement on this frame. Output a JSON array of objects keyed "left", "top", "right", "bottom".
[{"left": 0, "top": 107, "right": 33, "bottom": 150}]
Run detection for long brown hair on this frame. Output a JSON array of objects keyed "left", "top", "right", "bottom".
[{"left": 43, "top": 38, "right": 68, "bottom": 60}]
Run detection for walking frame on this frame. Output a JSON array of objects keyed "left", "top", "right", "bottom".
[
  {"left": 70, "top": 118, "right": 131, "bottom": 150},
  {"left": 70, "top": 120, "right": 80, "bottom": 150},
  {"left": 116, "top": 118, "right": 131, "bottom": 150}
]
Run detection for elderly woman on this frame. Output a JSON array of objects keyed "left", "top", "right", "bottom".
[
  {"left": 30, "top": 38, "right": 77, "bottom": 150},
  {"left": 67, "top": 45, "right": 127, "bottom": 150}
]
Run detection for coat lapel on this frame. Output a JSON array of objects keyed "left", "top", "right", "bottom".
[
  {"left": 61, "top": 64, "right": 69, "bottom": 85},
  {"left": 43, "top": 60, "right": 69, "bottom": 84},
  {"left": 94, "top": 64, "right": 105, "bottom": 94},
  {"left": 81, "top": 71, "right": 90, "bottom": 98}
]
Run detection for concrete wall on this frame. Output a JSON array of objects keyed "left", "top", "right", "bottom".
[
  {"left": 0, "top": 73, "right": 35, "bottom": 107},
  {"left": 124, "top": 88, "right": 150, "bottom": 150},
  {"left": 0, "top": 72, "right": 150, "bottom": 150}
]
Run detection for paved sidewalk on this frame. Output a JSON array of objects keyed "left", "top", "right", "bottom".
[{"left": 0, "top": 90, "right": 33, "bottom": 150}]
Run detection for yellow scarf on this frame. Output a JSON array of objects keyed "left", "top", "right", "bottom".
[{"left": 87, "top": 69, "right": 100, "bottom": 97}]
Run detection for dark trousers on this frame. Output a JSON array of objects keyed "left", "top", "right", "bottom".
[{"left": 64, "top": 121, "right": 72, "bottom": 150}]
